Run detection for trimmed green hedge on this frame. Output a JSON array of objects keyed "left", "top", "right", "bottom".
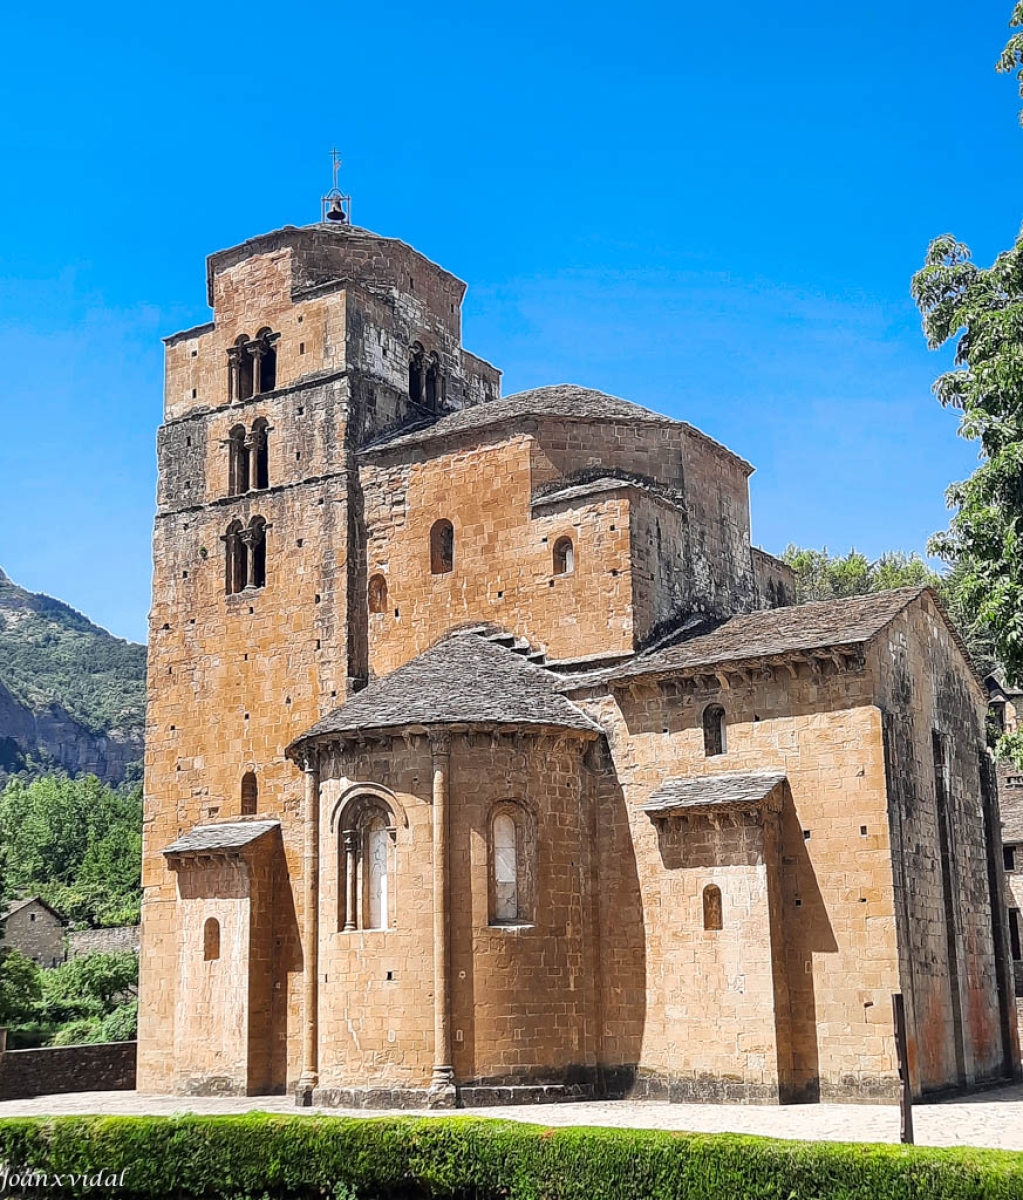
[{"left": 0, "top": 1113, "right": 1021, "bottom": 1199}]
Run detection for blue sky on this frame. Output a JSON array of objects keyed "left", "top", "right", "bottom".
[{"left": 1, "top": 0, "right": 1021, "bottom": 644}]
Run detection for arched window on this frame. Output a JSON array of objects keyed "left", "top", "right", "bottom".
[
  {"left": 553, "top": 536, "right": 575, "bottom": 575},
  {"left": 251, "top": 418, "right": 269, "bottom": 490},
  {"left": 224, "top": 520, "right": 247, "bottom": 595},
  {"left": 425, "top": 353, "right": 440, "bottom": 411},
  {"left": 365, "top": 814, "right": 390, "bottom": 930},
  {"left": 703, "top": 704, "right": 727, "bottom": 757},
  {"left": 368, "top": 574, "right": 388, "bottom": 614},
  {"left": 254, "top": 329, "right": 277, "bottom": 394},
  {"left": 241, "top": 771, "right": 258, "bottom": 815},
  {"left": 230, "top": 334, "right": 254, "bottom": 403},
  {"left": 430, "top": 519, "right": 454, "bottom": 574},
  {"left": 489, "top": 804, "right": 533, "bottom": 926},
  {"left": 703, "top": 884, "right": 723, "bottom": 931},
  {"left": 338, "top": 796, "right": 397, "bottom": 932},
  {"left": 248, "top": 517, "right": 267, "bottom": 589},
  {"left": 493, "top": 811, "right": 518, "bottom": 922},
  {"left": 203, "top": 917, "right": 221, "bottom": 961},
  {"left": 228, "top": 425, "right": 249, "bottom": 496},
  {"left": 409, "top": 343, "right": 425, "bottom": 406}
]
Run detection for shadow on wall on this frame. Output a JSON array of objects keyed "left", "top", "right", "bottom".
[
  {"left": 777, "top": 791, "right": 838, "bottom": 1103},
  {"left": 596, "top": 747, "right": 648, "bottom": 1096}
]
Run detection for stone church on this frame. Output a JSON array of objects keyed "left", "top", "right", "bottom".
[{"left": 138, "top": 215, "right": 1021, "bottom": 1107}]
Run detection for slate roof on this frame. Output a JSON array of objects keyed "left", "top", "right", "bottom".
[
  {"left": 531, "top": 476, "right": 678, "bottom": 509},
  {"left": 641, "top": 771, "right": 787, "bottom": 817},
  {"left": 592, "top": 587, "right": 931, "bottom": 686},
  {"left": 290, "top": 632, "right": 602, "bottom": 748},
  {"left": 163, "top": 820, "right": 280, "bottom": 857},
  {"left": 0, "top": 897, "right": 65, "bottom": 924},
  {"left": 360, "top": 385, "right": 748, "bottom": 470}
]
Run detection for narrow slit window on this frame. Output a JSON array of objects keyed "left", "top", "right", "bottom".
[
  {"left": 553, "top": 536, "right": 575, "bottom": 575},
  {"left": 493, "top": 812, "right": 518, "bottom": 922},
  {"left": 430, "top": 519, "right": 454, "bottom": 574},
  {"left": 203, "top": 918, "right": 221, "bottom": 961},
  {"left": 241, "top": 771, "right": 258, "bottom": 815},
  {"left": 703, "top": 704, "right": 727, "bottom": 757},
  {"left": 365, "top": 816, "right": 390, "bottom": 930},
  {"left": 368, "top": 574, "right": 388, "bottom": 614},
  {"left": 703, "top": 884, "right": 723, "bottom": 931}
]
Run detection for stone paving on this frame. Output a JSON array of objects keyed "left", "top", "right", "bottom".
[{"left": 2, "top": 1085, "right": 1023, "bottom": 1151}]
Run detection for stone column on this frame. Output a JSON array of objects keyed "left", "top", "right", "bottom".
[
  {"left": 251, "top": 344, "right": 264, "bottom": 397},
  {"left": 429, "top": 732, "right": 456, "bottom": 1105},
  {"left": 227, "top": 349, "right": 239, "bottom": 404},
  {"left": 343, "top": 830, "right": 358, "bottom": 932},
  {"left": 296, "top": 748, "right": 321, "bottom": 1106}
]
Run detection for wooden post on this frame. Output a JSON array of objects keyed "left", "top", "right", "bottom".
[{"left": 892, "top": 993, "right": 914, "bottom": 1144}]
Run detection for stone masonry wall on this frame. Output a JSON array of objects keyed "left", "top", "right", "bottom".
[
  {"left": 872, "top": 597, "right": 1015, "bottom": 1096},
  {"left": 1, "top": 902, "right": 64, "bottom": 968},
  {"left": 67, "top": 925, "right": 140, "bottom": 959},
  {"left": 360, "top": 438, "right": 637, "bottom": 673},
  {"left": 314, "top": 730, "right": 600, "bottom": 1100},
  {"left": 574, "top": 661, "right": 901, "bottom": 1102},
  {"left": 0, "top": 1042, "right": 136, "bottom": 1101}
]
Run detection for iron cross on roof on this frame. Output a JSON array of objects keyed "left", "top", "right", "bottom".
[{"left": 321, "top": 148, "right": 352, "bottom": 225}]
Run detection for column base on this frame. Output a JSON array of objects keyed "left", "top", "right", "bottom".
[
  {"left": 294, "top": 1078, "right": 317, "bottom": 1107},
  {"left": 428, "top": 1066, "right": 457, "bottom": 1109}
]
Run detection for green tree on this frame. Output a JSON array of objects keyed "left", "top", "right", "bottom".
[
  {"left": 0, "top": 949, "right": 42, "bottom": 1027},
  {"left": 781, "top": 545, "right": 941, "bottom": 604},
  {"left": 911, "top": 4, "right": 1023, "bottom": 692},
  {"left": 0, "top": 775, "right": 142, "bottom": 927}
]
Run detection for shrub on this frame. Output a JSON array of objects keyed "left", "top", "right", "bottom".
[{"left": 0, "top": 1114, "right": 1021, "bottom": 1199}]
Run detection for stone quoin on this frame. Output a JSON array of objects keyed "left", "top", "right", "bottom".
[{"left": 137, "top": 216, "right": 1021, "bottom": 1107}]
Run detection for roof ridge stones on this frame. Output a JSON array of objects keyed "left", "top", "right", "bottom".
[
  {"left": 358, "top": 383, "right": 752, "bottom": 473},
  {"left": 555, "top": 587, "right": 940, "bottom": 692},
  {"left": 288, "top": 630, "right": 601, "bottom": 753}
]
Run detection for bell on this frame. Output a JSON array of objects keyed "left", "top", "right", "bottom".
[{"left": 326, "top": 196, "right": 348, "bottom": 223}]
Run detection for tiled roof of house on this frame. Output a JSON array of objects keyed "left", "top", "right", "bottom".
[
  {"left": 163, "top": 820, "right": 280, "bottom": 856},
  {"left": 0, "top": 897, "right": 65, "bottom": 923},
  {"left": 641, "top": 771, "right": 787, "bottom": 817},
  {"left": 290, "top": 631, "right": 601, "bottom": 749},
  {"left": 589, "top": 587, "right": 931, "bottom": 685}
]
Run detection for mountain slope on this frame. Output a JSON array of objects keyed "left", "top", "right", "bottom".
[{"left": 0, "top": 568, "right": 146, "bottom": 785}]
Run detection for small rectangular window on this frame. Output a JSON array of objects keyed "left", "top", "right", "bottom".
[
  {"left": 1005, "top": 845, "right": 1016, "bottom": 873},
  {"left": 1011, "top": 909, "right": 1022, "bottom": 962}
]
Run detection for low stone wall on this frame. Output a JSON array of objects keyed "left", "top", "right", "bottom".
[
  {"left": 0, "top": 1041, "right": 136, "bottom": 1101},
  {"left": 66, "top": 925, "right": 140, "bottom": 959}
]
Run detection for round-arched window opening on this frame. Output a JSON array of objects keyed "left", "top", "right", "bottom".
[
  {"left": 553, "top": 536, "right": 575, "bottom": 576},
  {"left": 368, "top": 574, "right": 388, "bottom": 614},
  {"left": 204, "top": 917, "right": 221, "bottom": 961},
  {"left": 703, "top": 704, "right": 727, "bottom": 757},
  {"left": 703, "top": 884, "right": 723, "bottom": 931},
  {"left": 241, "top": 771, "right": 258, "bottom": 815},
  {"left": 430, "top": 519, "right": 454, "bottom": 575}
]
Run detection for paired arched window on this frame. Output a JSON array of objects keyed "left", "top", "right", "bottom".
[
  {"left": 228, "top": 329, "right": 279, "bottom": 402},
  {"left": 339, "top": 797, "right": 397, "bottom": 932},
  {"left": 368, "top": 574, "right": 388, "bottom": 614},
  {"left": 703, "top": 884, "right": 723, "bottom": 931},
  {"left": 241, "top": 772, "right": 258, "bottom": 815},
  {"left": 489, "top": 803, "right": 533, "bottom": 925},
  {"left": 703, "top": 704, "right": 727, "bottom": 757},
  {"left": 552, "top": 536, "right": 575, "bottom": 575},
  {"left": 430, "top": 519, "right": 454, "bottom": 574},
  {"left": 409, "top": 343, "right": 444, "bottom": 411},
  {"left": 203, "top": 917, "right": 221, "bottom": 961},
  {"left": 224, "top": 516, "right": 268, "bottom": 594},
  {"left": 228, "top": 419, "right": 269, "bottom": 496}
]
